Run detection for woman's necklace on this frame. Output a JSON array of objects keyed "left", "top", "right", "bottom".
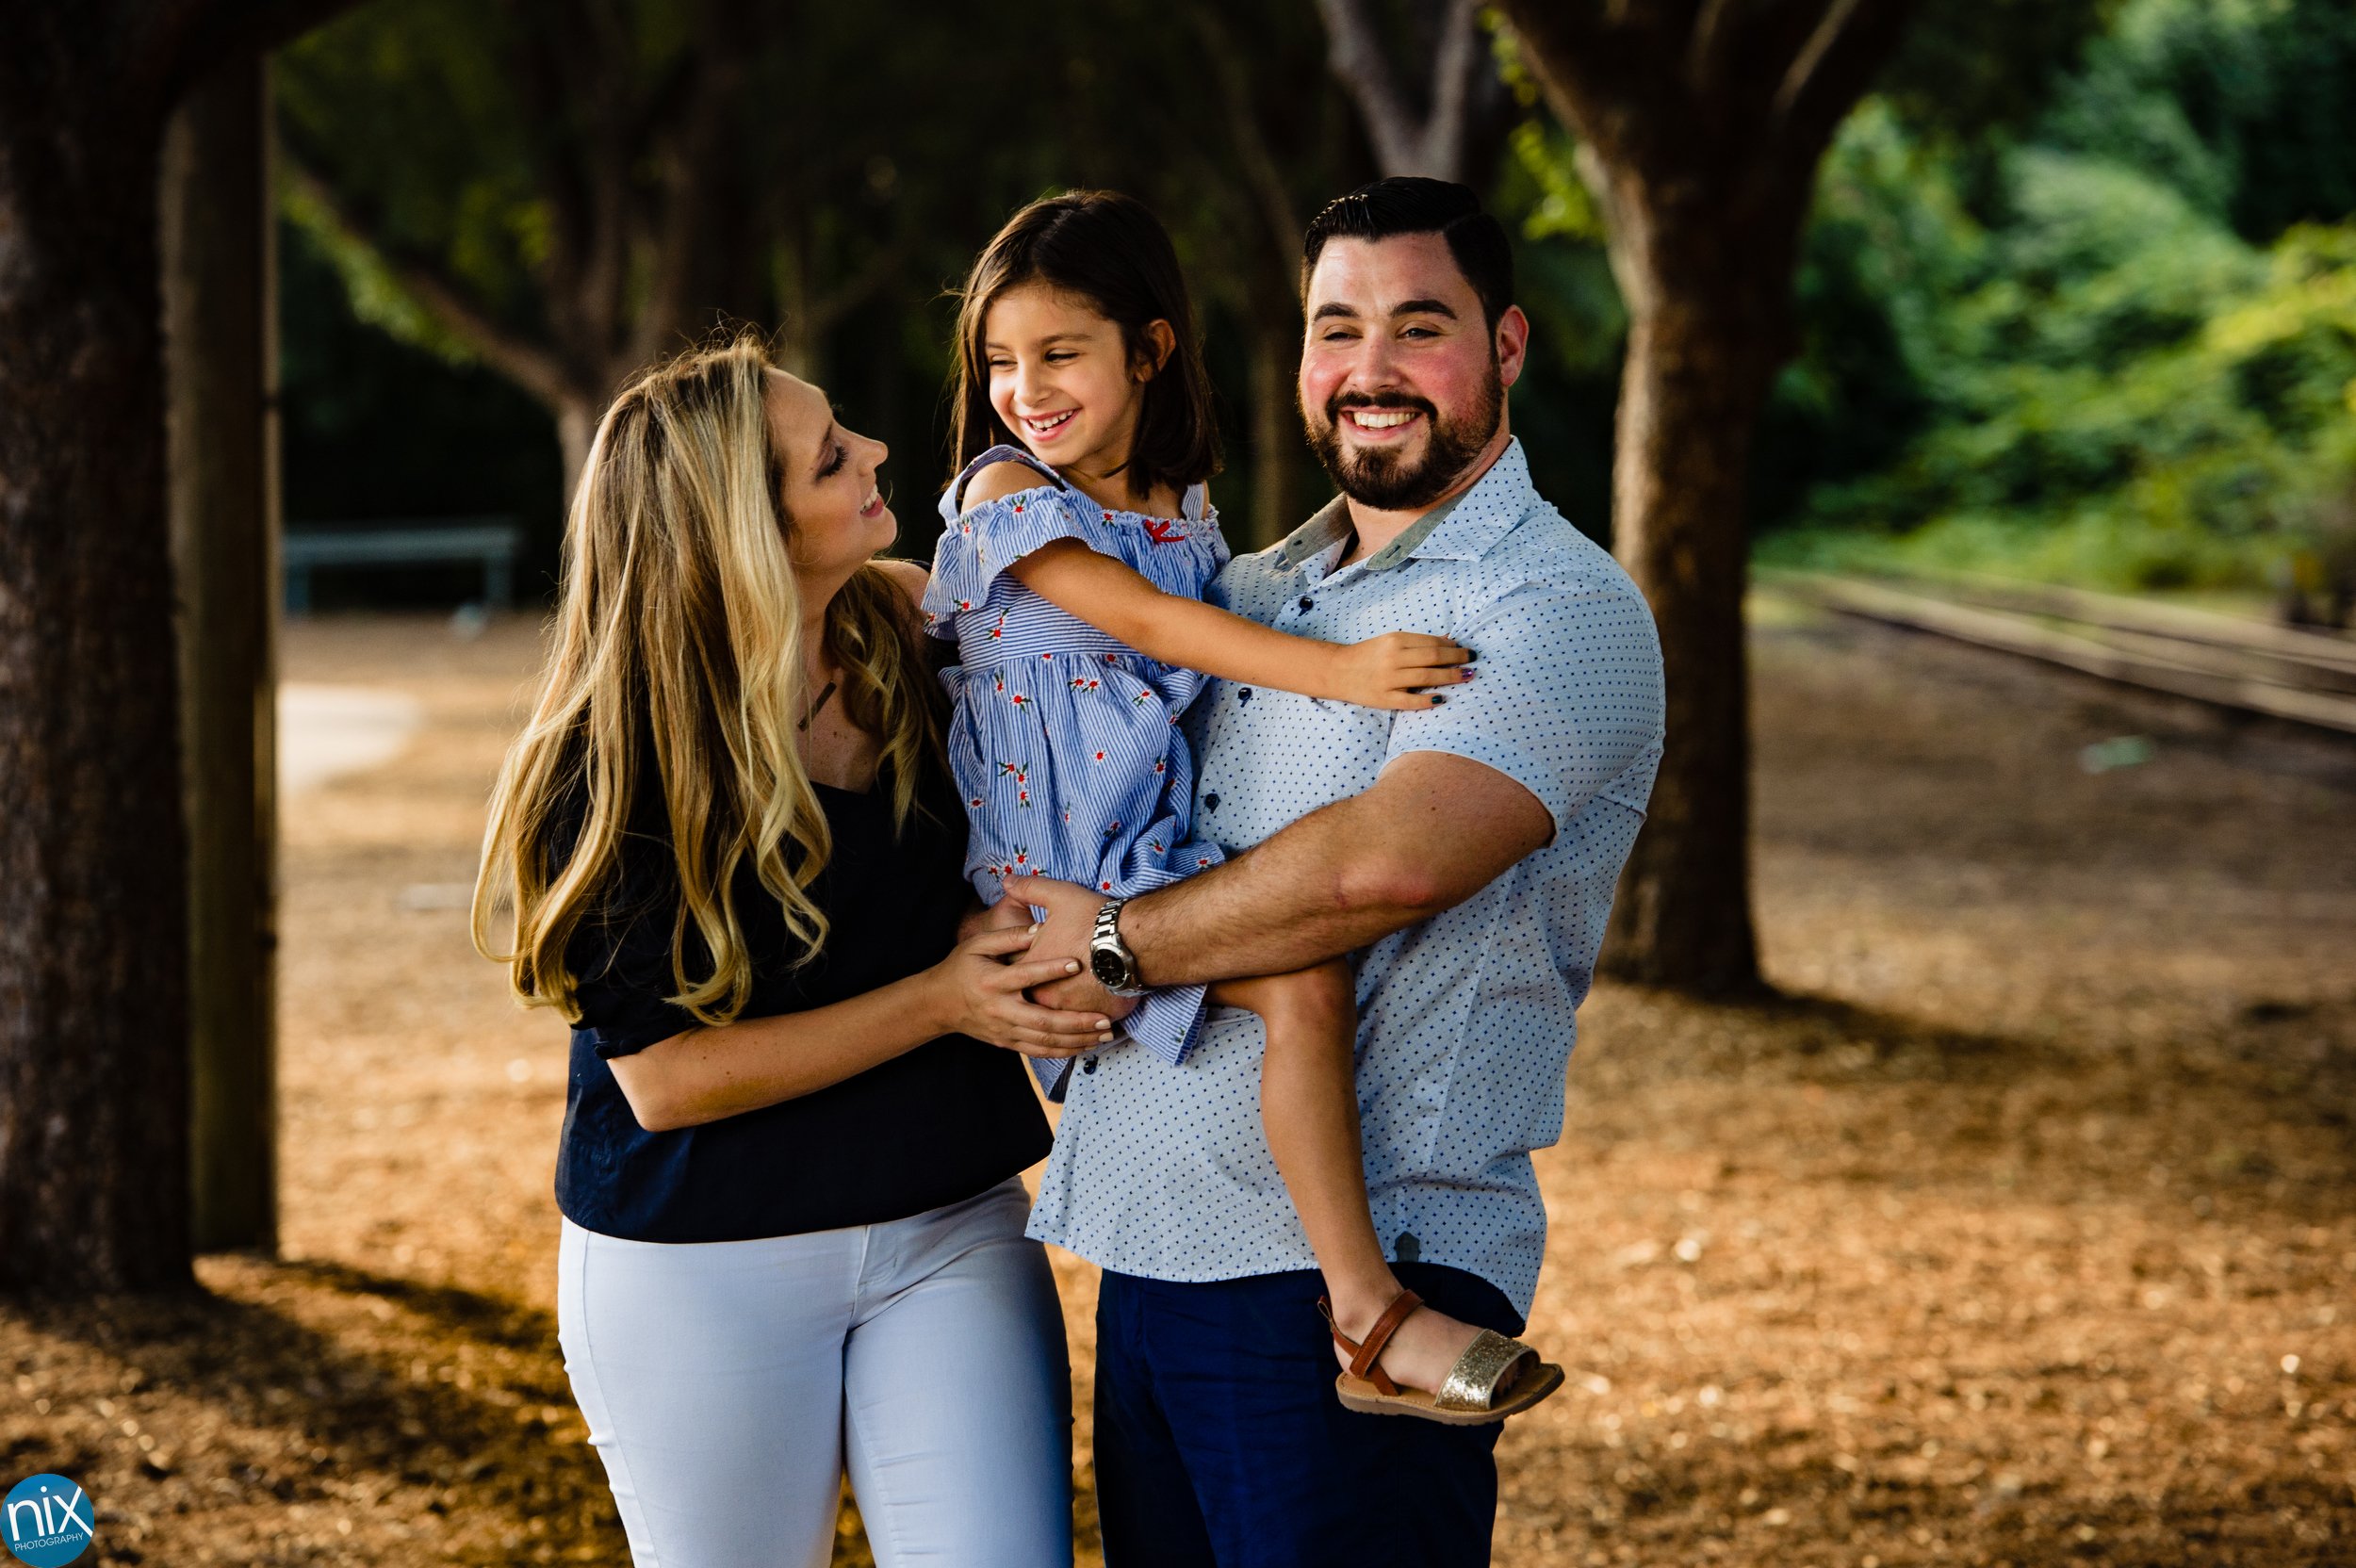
[{"left": 798, "top": 678, "right": 838, "bottom": 733}]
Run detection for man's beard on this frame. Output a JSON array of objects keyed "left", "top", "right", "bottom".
[{"left": 1303, "top": 359, "right": 1504, "bottom": 512}]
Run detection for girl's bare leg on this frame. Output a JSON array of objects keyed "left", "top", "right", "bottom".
[{"left": 1211, "top": 962, "right": 1490, "bottom": 1394}]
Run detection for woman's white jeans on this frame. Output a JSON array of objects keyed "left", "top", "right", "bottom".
[{"left": 556, "top": 1178, "right": 1072, "bottom": 1567}]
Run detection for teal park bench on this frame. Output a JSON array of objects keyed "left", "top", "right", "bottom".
[{"left": 283, "top": 518, "right": 522, "bottom": 612}]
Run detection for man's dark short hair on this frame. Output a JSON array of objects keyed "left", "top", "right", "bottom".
[{"left": 1300, "top": 177, "right": 1513, "bottom": 330}]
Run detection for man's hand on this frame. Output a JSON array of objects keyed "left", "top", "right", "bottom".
[{"left": 1000, "top": 874, "right": 1137, "bottom": 1018}]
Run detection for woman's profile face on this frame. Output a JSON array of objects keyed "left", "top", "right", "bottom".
[{"left": 764, "top": 369, "right": 896, "bottom": 583}]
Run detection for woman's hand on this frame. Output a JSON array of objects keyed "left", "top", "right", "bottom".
[
  {"left": 930, "top": 923, "right": 1115, "bottom": 1059},
  {"left": 1323, "top": 631, "right": 1473, "bottom": 710}
]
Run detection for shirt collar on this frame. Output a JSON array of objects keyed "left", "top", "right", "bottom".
[{"left": 1273, "top": 437, "right": 1537, "bottom": 578}]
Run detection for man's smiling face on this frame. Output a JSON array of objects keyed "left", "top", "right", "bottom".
[{"left": 1298, "top": 231, "right": 1526, "bottom": 512}]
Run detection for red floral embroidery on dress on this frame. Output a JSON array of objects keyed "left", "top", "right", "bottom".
[
  {"left": 1092, "top": 749, "right": 1107, "bottom": 763},
  {"left": 997, "top": 760, "right": 1032, "bottom": 808},
  {"left": 1069, "top": 676, "right": 1102, "bottom": 693},
  {"left": 1141, "top": 517, "right": 1187, "bottom": 547},
  {"left": 988, "top": 610, "right": 1007, "bottom": 640}
]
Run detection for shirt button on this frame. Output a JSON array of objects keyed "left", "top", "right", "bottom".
[
  {"left": 1082, "top": 1057, "right": 1099, "bottom": 1074},
  {"left": 1203, "top": 792, "right": 1219, "bottom": 812},
  {"left": 1236, "top": 688, "right": 1253, "bottom": 704},
  {"left": 1298, "top": 596, "right": 1314, "bottom": 612}
]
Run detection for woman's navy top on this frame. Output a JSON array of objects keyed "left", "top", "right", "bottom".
[{"left": 553, "top": 768, "right": 1051, "bottom": 1243}]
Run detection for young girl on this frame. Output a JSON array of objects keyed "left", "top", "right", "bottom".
[{"left": 923, "top": 189, "right": 1561, "bottom": 1424}]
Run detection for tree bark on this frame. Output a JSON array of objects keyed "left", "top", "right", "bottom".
[
  {"left": 1246, "top": 307, "right": 1301, "bottom": 551},
  {"left": 1314, "top": 0, "right": 1496, "bottom": 183},
  {"left": 163, "top": 56, "right": 279, "bottom": 1254},
  {"left": 0, "top": 0, "right": 356, "bottom": 1293},
  {"left": 1601, "top": 251, "right": 1787, "bottom": 991},
  {"left": 1493, "top": 0, "right": 1918, "bottom": 993},
  {"left": 0, "top": 41, "right": 194, "bottom": 1295}
]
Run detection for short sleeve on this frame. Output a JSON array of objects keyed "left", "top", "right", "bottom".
[
  {"left": 1381, "top": 579, "right": 1663, "bottom": 836},
  {"left": 565, "top": 844, "right": 698, "bottom": 1059},
  {"left": 922, "top": 483, "right": 1139, "bottom": 636}
]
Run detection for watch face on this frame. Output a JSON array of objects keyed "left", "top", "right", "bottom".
[{"left": 1090, "top": 948, "right": 1130, "bottom": 989}]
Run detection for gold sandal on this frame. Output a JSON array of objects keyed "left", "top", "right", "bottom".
[{"left": 1319, "top": 1289, "right": 1565, "bottom": 1426}]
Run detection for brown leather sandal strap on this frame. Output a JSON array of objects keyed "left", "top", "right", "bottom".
[{"left": 1347, "top": 1290, "right": 1424, "bottom": 1395}]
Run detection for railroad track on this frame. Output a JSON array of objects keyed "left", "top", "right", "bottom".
[{"left": 1759, "top": 568, "right": 2356, "bottom": 737}]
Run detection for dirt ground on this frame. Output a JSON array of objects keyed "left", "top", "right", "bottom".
[{"left": 4, "top": 597, "right": 2350, "bottom": 1567}]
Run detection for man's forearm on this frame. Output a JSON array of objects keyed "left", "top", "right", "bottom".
[
  {"left": 1122, "top": 792, "right": 1435, "bottom": 988},
  {"left": 1017, "top": 751, "right": 1554, "bottom": 1010}
]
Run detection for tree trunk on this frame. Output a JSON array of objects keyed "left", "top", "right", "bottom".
[
  {"left": 163, "top": 55, "right": 279, "bottom": 1254},
  {"left": 556, "top": 396, "right": 599, "bottom": 517},
  {"left": 1591, "top": 164, "right": 1799, "bottom": 994},
  {"left": 1246, "top": 309, "right": 1301, "bottom": 550},
  {"left": 1492, "top": 0, "right": 1921, "bottom": 995},
  {"left": 0, "top": 87, "right": 195, "bottom": 1293},
  {"left": 1599, "top": 293, "right": 1777, "bottom": 990}
]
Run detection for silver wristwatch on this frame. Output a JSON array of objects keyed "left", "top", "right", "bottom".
[{"left": 1088, "top": 898, "right": 1147, "bottom": 997}]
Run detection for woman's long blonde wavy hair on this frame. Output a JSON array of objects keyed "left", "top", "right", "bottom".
[{"left": 473, "top": 333, "right": 943, "bottom": 1027}]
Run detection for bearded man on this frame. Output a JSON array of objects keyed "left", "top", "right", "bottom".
[{"left": 1006, "top": 177, "right": 1665, "bottom": 1568}]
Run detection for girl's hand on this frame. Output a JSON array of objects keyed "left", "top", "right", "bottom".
[
  {"left": 931, "top": 924, "right": 1115, "bottom": 1059},
  {"left": 1325, "top": 631, "right": 1474, "bottom": 710},
  {"left": 957, "top": 893, "right": 1036, "bottom": 945}
]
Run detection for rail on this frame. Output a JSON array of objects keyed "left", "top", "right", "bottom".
[{"left": 1759, "top": 568, "right": 2356, "bottom": 738}]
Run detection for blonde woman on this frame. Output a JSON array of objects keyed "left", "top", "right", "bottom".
[{"left": 476, "top": 335, "right": 1103, "bottom": 1567}]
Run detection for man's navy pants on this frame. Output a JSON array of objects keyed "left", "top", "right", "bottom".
[{"left": 1092, "top": 1262, "right": 1523, "bottom": 1567}]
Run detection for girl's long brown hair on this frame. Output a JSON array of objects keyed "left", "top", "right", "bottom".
[
  {"left": 473, "top": 333, "right": 942, "bottom": 1027},
  {"left": 949, "top": 188, "right": 1220, "bottom": 502}
]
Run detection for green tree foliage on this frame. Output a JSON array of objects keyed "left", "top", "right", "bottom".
[
  {"left": 277, "top": 0, "right": 1409, "bottom": 557},
  {"left": 2040, "top": 0, "right": 2356, "bottom": 240},
  {"left": 1763, "top": 0, "right": 2356, "bottom": 591}
]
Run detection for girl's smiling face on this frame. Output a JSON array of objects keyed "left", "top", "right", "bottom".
[{"left": 983, "top": 283, "right": 1169, "bottom": 480}]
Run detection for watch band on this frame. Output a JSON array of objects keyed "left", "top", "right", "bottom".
[{"left": 1090, "top": 897, "right": 1147, "bottom": 996}]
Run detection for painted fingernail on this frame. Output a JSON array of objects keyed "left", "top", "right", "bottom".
[
  {"left": 1461, "top": 666, "right": 1477, "bottom": 679},
  {"left": 1094, "top": 1018, "right": 1111, "bottom": 1029},
  {"left": 1099, "top": 1032, "right": 1115, "bottom": 1043},
  {"left": 1430, "top": 694, "right": 1446, "bottom": 705},
  {"left": 1065, "top": 960, "right": 1081, "bottom": 972}
]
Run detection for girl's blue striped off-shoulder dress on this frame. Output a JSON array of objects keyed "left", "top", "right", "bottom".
[{"left": 923, "top": 445, "right": 1230, "bottom": 1097}]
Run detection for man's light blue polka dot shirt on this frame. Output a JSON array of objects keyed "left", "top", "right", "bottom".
[{"left": 1025, "top": 438, "right": 1666, "bottom": 1315}]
